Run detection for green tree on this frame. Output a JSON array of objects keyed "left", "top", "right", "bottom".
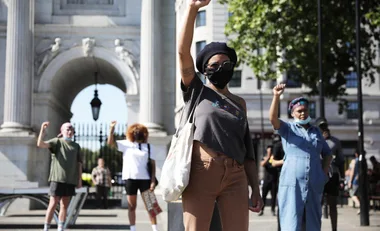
[
  {"left": 81, "top": 147, "right": 98, "bottom": 173},
  {"left": 99, "top": 144, "right": 123, "bottom": 175},
  {"left": 220, "top": 0, "right": 380, "bottom": 111}
]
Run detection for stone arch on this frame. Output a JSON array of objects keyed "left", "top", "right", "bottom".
[
  {"left": 37, "top": 46, "right": 138, "bottom": 95},
  {"left": 33, "top": 46, "right": 140, "bottom": 136}
]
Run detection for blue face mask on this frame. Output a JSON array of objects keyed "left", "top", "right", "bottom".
[
  {"left": 63, "top": 136, "right": 72, "bottom": 141},
  {"left": 294, "top": 116, "right": 312, "bottom": 125}
]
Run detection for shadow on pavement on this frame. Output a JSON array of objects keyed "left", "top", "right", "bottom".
[
  {"left": 0, "top": 224, "right": 130, "bottom": 230},
  {"left": 6, "top": 214, "right": 118, "bottom": 218},
  {"left": 78, "top": 214, "right": 118, "bottom": 217},
  {"left": 6, "top": 214, "right": 44, "bottom": 217},
  {"left": 70, "top": 224, "right": 130, "bottom": 229}
]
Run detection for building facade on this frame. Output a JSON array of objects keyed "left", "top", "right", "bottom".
[
  {"left": 175, "top": 0, "right": 380, "bottom": 165},
  {"left": 0, "top": 0, "right": 175, "bottom": 191},
  {"left": 0, "top": 0, "right": 379, "bottom": 194}
]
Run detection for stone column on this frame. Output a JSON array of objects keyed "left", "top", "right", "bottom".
[
  {"left": 139, "top": 0, "right": 165, "bottom": 134},
  {"left": 0, "top": 0, "right": 34, "bottom": 132}
]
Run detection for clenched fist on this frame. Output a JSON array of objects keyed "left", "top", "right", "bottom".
[
  {"left": 189, "top": 0, "right": 211, "bottom": 9},
  {"left": 110, "top": 121, "right": 117, "bottom": 128},
  {"left": 41, "top": 121, "right": 49, "bottom": 130},
  {"left": 273, "top": 84, "right": 286, "bottom": 96}
]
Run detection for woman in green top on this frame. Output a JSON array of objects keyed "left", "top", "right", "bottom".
[{"left": 37, "top": 122, "right": 82, "bottom": 231}]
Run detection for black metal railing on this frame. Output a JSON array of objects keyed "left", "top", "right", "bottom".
[{"left": 72, "top": 122, "right": 127, "bottom": 200}]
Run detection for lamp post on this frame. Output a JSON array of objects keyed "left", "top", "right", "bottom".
[
  {"left": 355, "top": 0, "right": 370, "bottom": 226},
  {"left": 90, "top": 72, "right": 102, "bottom": 121},
  {"left": 317, "top": 0, "right": 325, "bottom": 118}
]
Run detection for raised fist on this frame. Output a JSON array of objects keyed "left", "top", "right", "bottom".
[
  {"left": 110, "top": 121, "right": 117, "bottom": 128},
  {"left": 189, "top": 0, "right": 211, "bottom": 9},
  {"left": 273, "top": 84, "right": 286, "bottom": 96},
  {"left": 41, "top": 121, "right": 49, "bottom": 130}
]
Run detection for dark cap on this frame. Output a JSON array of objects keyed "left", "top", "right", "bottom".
[
  {"left": 196, "top": 42, "right": 237, "bottom": 74},
  {"left": 316, "top": 117, "right": 329, "bottom": 130}
]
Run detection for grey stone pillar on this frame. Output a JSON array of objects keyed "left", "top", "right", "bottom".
[
  {"left": 139, "top": 0, "right": 165, "bottom": 133},
  {"left": 0, "top": 0, "right": 34, "bottom": 132}
]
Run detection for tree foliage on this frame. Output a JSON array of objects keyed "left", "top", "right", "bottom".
[{"left": 220, "top": 0, "right": 380, "bottom": 109}]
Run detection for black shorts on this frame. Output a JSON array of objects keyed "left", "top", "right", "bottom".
[
  {"left": 323, "top": 173, "right": 340, "bottom": 196},
  {"left": 124, "top": 179, "right": 151, "bottom": 195},
  {"left": 49, "top": 182, "right": 76, "bottom": 197}
]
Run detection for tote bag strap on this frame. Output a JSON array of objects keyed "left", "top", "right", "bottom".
[
  {"left": 188, "top": 86, "right": 204, "bottom": 123},
  {"left": 175, "top": 85, "right": 204, "bottom": 136},
  {"left": 138, "top": 143, "right": 151, "bottom": 159}
]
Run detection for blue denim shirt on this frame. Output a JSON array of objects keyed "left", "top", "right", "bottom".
[
  {"left": 277, "top": 120, "right": 331, "bottom": 196},
  {"left": 276, "top": 120, "right": 332, "bottom": 231}
]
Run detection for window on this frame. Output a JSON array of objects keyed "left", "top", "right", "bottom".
[
  {"left": 196, "top": 41, "right": 206, "bottom": 56},
  {"left": 287, "top": 101, "right": 316, "bottom": 118},
  {"left": 345, "top": 72, "right": 357, "bottom": 88},
  {"left": 229, "top": 70, "right": 242, "bottom": 87},
  {"left": 196, "top": 11, "right": 206, "bottom": 27},
  {"left": 347, "top": 101, "right": 359, "bottom": 119},
  {"left": 286, "top": 68, "right": 302, "bottom": 88}
]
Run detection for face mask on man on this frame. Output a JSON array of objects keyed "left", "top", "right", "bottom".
[{"left": 63, "top": 136, "right": 72, "bottom": 141}]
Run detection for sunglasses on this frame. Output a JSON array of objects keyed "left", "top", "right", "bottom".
[{"left": 205, "top": 60, "right": 235, "bottom": 72}]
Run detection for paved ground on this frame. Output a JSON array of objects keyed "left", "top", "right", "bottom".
[{"left": 0, "top": 196, "right": 379, "bottom": 231}]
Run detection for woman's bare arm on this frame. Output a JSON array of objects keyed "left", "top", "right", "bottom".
[
  {"left": 269, "top": 84, "right": 286, "bottom": 130},
  {"left": 178, "top": 1, "right": 211, "bottom": 88},
  {"left": 107, "top": 121, "right": 117, "bottom": 148}
]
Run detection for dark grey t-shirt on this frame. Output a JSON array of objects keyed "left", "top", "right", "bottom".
[{"left": 180, "top": 75, "right": 255, "bottom": 164}]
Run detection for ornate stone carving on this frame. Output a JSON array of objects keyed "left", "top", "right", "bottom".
[
  {"left": 35, "top": 38, "right": 62, "bottom": 76},
  {"left": 82, "top": 38, "right": 96, "bottom": 57},
  {"left": 114, "top": 39, "right": 139, "bottom": 79}
]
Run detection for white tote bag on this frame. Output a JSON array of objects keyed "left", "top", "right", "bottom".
[{"left": 160, "top": 87, "right": 204, "bottom": 202}]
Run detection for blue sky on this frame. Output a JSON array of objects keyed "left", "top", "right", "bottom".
[{"left": 71, "top": 84, "right": 128, "bottom": 124}]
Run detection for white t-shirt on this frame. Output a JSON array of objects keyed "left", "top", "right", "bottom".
[{"left": 116, "top": 140, "right": 155, "bottom": 180}]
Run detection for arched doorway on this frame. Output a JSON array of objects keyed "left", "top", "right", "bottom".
[
  {"left": 32, "top": 46, "right": 140, "bottom": 191},
  {"left": 35, "top": 46, "right": 139, "bottom": 133}
]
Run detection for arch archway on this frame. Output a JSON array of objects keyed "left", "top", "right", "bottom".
[{"left": 33, "top": 46, "right": 140, "bottom": 134}]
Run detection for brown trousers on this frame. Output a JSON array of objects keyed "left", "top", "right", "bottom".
[{"left": 182, "top": 151, "right": 249, "bottom": 231}]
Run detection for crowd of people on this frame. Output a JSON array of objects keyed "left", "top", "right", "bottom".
[{"left": 35, "top": 1, "right": 380, "bottom": 231}]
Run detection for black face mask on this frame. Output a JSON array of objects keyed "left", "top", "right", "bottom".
[
  {"left": 133, "top": 131, "right": 145, "bottom": 142},
  {"left": 206, "top": 69, "right": 234, "bottom": 89}
]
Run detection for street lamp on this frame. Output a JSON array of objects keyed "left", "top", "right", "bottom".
[
  {"left": 90, "top": 72, "right": 102, "bottom": 121},
  {"left": 355, "top": 0, "right": 370, "bottom": 226},
  {"left": 317, "top": 0, "right": 325, "bottom": 118}
]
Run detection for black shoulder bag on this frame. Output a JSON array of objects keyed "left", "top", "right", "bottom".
[{"left": 139, "top": 143, "right": 159, "bottom": 185}]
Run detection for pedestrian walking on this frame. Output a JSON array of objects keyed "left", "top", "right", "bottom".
[
  {"left": 37, "top": 122, "right": 82, "bottom": 231},
  {"left": 317, "top": 119, "right": 344, "bottom": 231},
  {"left": 269, "top": 84, "right": 332, "bottom": 231},
  {"left": 107, "top": 122, "right": 159, "bottom": 231},
  {"left": 177, "top": 1, "right": 263, "bottom": 230},
  {"left": 259, "top": 145, "right": 278, "bottom": 216},
  {"left": 271, "top": 134, "right": 284, "bottom": 231},
  {"left": 91, "top": 157, "right": 112, "bottom": 209},
  {"left": 348, "top": 150, "right": 361, "bottom": 214}
]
